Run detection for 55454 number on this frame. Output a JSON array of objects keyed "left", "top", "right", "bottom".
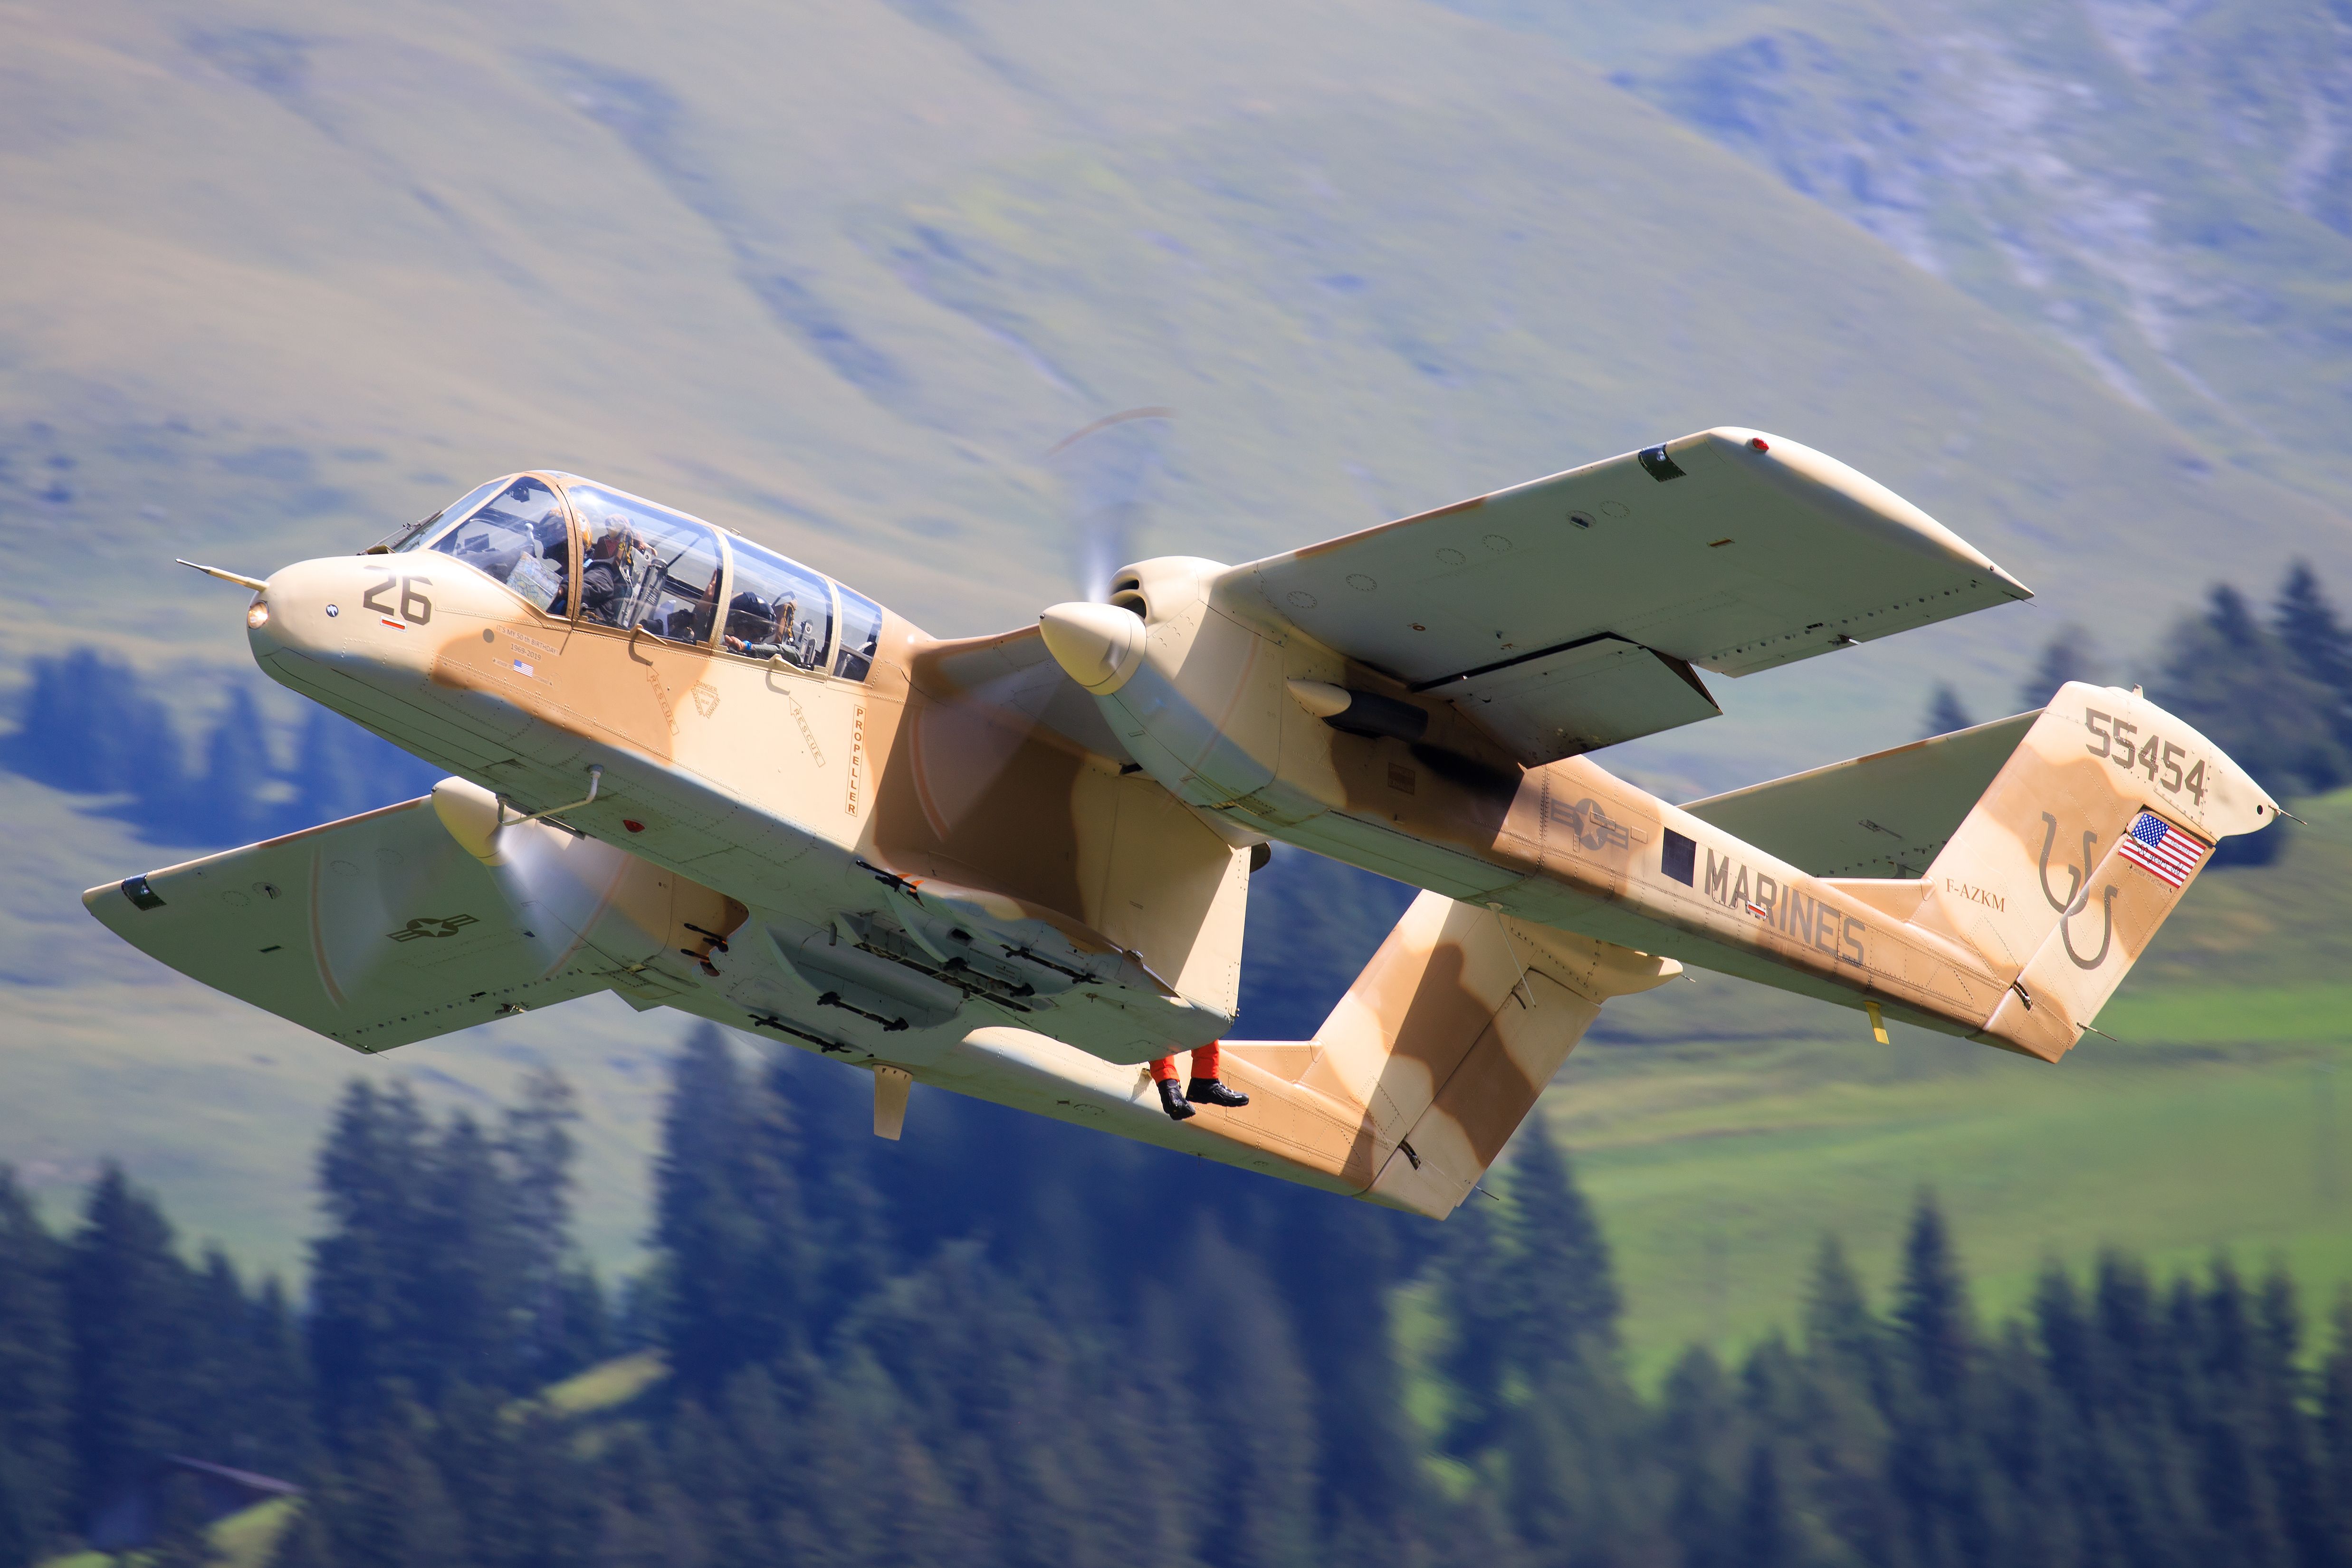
[{"left": 2084, "top": 708, "right": 2206, "bottom": 804}]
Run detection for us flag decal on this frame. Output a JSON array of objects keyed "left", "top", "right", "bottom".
[{"left": 2118, "top": 811, "right": 2206, "bottom": 889}]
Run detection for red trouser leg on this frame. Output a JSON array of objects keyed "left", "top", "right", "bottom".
[
  {"left": 1149, "top": 1054, "right": 1180, "bottom": 1084},
  {"left": 1192, "top": 1042, "right": 1222, "bottom": 1082}
]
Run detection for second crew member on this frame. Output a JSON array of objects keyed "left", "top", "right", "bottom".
[{"left": 1152, "top": 1044, "right": 1248, "bottom": 1120}]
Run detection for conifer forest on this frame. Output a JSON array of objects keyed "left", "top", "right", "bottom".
[{"left": 0, "top": 1025, "right": 2346, "bottom": 1568}]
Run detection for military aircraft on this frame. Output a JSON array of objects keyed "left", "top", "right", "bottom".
[{"left": 90, "top": 429, "right": 2279, "bottom": 1219}]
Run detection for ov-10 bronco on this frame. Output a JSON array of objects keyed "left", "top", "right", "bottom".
[{"left": 92, "top": 431, "right": 2280, "bottom": 1219}]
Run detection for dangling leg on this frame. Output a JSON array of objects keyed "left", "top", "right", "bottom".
[
  {"left": 1185, "top": 1042, "right": 1249, "bottom": 1109},
  {"left": 1150, "top": 1054, "right": 1195, "bottom": 1120}
]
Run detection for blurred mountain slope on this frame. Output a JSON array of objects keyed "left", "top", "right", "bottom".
[
  {"left": 1444, "top": 0, "right": 2352, "bottom": 507},
  {"left": 2, "top": 0, "right": 2345, "bottom": 791}
]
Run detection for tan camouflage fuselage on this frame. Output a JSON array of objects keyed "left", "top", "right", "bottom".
[{"left": 140, "top": 473, "right": 2274, "bottom": 1220}]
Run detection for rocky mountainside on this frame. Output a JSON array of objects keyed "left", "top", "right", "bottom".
[{"left": 1452, "top": 0, "right": 2352, "bottom": 507}]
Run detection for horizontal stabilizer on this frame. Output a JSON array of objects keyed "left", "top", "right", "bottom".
[{"left": 1683, "top": 711, "right": 2040, "bottom": 879}]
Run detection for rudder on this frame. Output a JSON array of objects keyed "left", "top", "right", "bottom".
[
  {"left": 1225, "top": 891, "right": 1679, "bottom": 1217},
  {"left": 1913, "top": 681, "right": 2280, "bottom": 1060}
]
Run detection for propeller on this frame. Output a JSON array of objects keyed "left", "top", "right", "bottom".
[{"left": 1045, "top": 407, "right": 1174, "bottom": 602}]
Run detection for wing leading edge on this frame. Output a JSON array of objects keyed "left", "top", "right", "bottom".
[
  {"left": 84, "top": 797, "right": 738, "bottom": 1051},
  {"left": 1228, "top": 428, "right": 2031, "bottom": 765}
]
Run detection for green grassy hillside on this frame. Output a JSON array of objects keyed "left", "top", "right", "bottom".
[{"left": 1550, "top": 786, "right": 2352, "bottom": 1380}]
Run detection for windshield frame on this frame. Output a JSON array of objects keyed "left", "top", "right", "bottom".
[{"left": 372, "top": 475, "right": 513, "bottom": 555}]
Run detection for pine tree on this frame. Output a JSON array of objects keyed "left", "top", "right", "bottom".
[
  {"left": 308, "top": 1081, "right": 434, "bottom": 1434},
  {"left": 1734, "top": 1440, "right": 1794, "bottom": 1568},
  {"left": 1504, "top": 1121, "right": 1620, "bottom": 1366},
  {"left": 1923, "top": 684, "right": 1975, "bottom": 738},
  {"left": 244, "top": 1277, "right": 317, "bottom": 1482},
  {"left": 416, "top": 1113, "right": 528, "bottom": 1395},
  {"left": 2032, "top": 1261, "right": 2094, "bottom": 1413},
  {"left": 1661, "top": 1347, "right": 1738, "bottom": 1568},
  {"left": 2207, "top": 584, "right": 2264, "bottom": 650},
  {"left": 591, "top": 1429, "right": 706, "bottom": 1568},
  {"left": 0, "top": 648, "right": 178, "bottom": 796},
  {"left": 1895, "top": 1192, "right": 1973, "bottom": 1407},
  {"left": 1797, "top": 1237, "right": 1899, "bottom": 1565},
  {"left": 1173, "top": 1224, "right": 1319, "bottom": 1568},
  {"left": 318, "top": 1412, "right": 475, "bottom": 1568},
  {"left": 2275, "top": 561, "right": 2352, "bottom": 752},
  {"left": 653, "top": 1030, "right": 817, "bottom": 1397},
  {"left": 0, "top": 1436, "right": 41, "bottom": 1568},
  {"left": 179, "top": 1249, "right": 258, "bottom": 1471},
  {"left": 2019, "top": 624, "right": 2101, "bottom": 708},
  {"left": 2161, "top": 585, "right": 2351, "bottom": 802},
  {"left": 2275, "top": 562, "right": 2352, "bottom": 685},
  {"left": 1259, "top": 1197, "right": 1419, "bottom": 1541},
  {"left": 1432, "top": 1195, "right": 1513, "bottom": 1459},
  {"left": 66, "top": 1165, "right": 192, "bottom": 1516},
  {"left": 1803, "top": 1234, "right": 1881, "bottom": 1385},
  {"left": 2320, "top": 1291, "right": 2352, "bottom": 1568},
  {"left": 0, "top": 1168, "right": 69, "bottom": 1551},
  {"left": 501, "top": 1071, "right": 585, "bottom": 1383},
  {"left": 189, "top": 686, "right": 275, "bottom": 845}
]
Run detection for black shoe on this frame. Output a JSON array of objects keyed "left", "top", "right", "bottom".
[
  {"left": 1157, "top": 1079, "right": 1196, "bottom": 1120},
  {"left": 1186, "top": 1077, "right": 1249, "bottom": 1108}
]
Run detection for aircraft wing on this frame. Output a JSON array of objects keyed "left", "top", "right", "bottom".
[
  {"left": 82, "top": 797, "right": 726, "bottom": 1051},
  {"left": 1681, "top": 711, "right": 2041, "bottom": 879},
  {"left": 1227, "top": 428, "right": 2030, "bottom": 765}
]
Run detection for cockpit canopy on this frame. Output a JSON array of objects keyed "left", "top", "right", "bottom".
[{"left": 382, "top": 474, "right": 882, "bottom": 681}]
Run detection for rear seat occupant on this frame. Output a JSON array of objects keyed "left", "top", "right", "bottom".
[
  {"left": 724, "top": 536, "right": 834, "bottom": 671},
  {"left": 570, "top": 483, "right": 724, "bottom": 644}
]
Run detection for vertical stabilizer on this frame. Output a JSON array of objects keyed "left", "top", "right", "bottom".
[
  {"left": 1221, "top": 892, "right": 1680, "bottom": 1217},
  {"left": 1910, "top": 682, "right": 2279, "bottom": 1060}
]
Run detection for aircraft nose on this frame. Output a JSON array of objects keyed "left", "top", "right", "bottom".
[{"left": 244, "top": 555, "right": 402, "bottom": 669}]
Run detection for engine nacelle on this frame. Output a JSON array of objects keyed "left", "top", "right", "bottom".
[{"left": 1038, "top": 556, "right": 1288, "bottom": 809}]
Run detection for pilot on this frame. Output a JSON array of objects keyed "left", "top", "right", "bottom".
[
  {"left": 1150, "top": 1044, "right": 1248, "bottom": 1121},
  {"left": 724, "top": 590, "right": 780, "bottom": 654},
  {"left": 578, "top": 523, "right": 641, "bottom": 626}
]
